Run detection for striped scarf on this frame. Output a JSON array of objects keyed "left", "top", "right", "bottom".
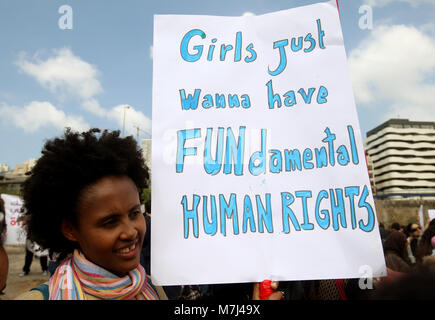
[{"left": 49, "top": 249, "right": 159, "bottom": 300}]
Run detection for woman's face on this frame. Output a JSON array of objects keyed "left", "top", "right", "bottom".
[
  {"left": 410, "top": 224, "right": 422, "bottom": 237},
  {"left": 64, "top": 175, "right": 145, "bottom": 277}
]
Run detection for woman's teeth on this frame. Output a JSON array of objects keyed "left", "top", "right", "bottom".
[{"left": 117, "top": 243, "right": 136, "bottom": 254}]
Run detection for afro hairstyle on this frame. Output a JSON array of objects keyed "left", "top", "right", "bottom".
[{"left": 22, "top": 128, "right": 149, "bottom": 260}]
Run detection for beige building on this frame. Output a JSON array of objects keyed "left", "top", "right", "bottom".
[
  {"left": 141, "top": 139, "right": 152, "bottom": 172},
  {"left": 0, "top": 164, "right": 9, "bottom": 173},
  {"left": 365, "top": 119, "right": 435, "bottom": 198},
  {"left": 12, "top": 158, "right": 38, "bottom": 176},
  {"left": 365, "top": 152, "right": 376, "bottom": 194}
]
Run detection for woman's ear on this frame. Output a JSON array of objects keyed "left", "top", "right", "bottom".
[{"left": 61, "top": 219, "right": 78, "bottom": 242}]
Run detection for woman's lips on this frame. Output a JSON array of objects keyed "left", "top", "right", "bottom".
[{"left": 114, "top": 240, "right": 140, "bottom": 259}]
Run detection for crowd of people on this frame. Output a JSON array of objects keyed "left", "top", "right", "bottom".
[
  {"left": 379, "top": 220, "right": 435, "bottom": 273},
  {"left": 0, "top": 128, "right": 434, "bottom": 300}
]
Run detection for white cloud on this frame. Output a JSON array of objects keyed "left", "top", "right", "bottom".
[
  {"left": 364, "top": 0, "right": 435, "bottom": 7},
  {"left": 16, "top": 48, "right": 102, "bottom": 101},
  {"left": 10, "top": 48, "right": 151, "bottom": 136},
  {"left": 0, "top": 101, "right": 90, "bottom": 132},
  {"left": 108, "top": 105, "right": 152, "bottom": 136},
  {"left": 348, "top": 24, "right": 435, "bottom": 122},
  {"left": 81, "top": 98, "right": 107, "bottom": 117},
  {"left": 0, "top": 100, "right": 151, "bottom": 136}
]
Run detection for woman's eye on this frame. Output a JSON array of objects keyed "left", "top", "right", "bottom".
[
  {"left": 131, "top": 210, "right": 141, "bottom": 218},
  {"left": 102, "top": 219, "right": 118, "bottom": 227}
]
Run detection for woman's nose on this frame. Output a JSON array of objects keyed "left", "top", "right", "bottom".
[{"left": 120, "top": 221, "right": 138, "bottom": 240}]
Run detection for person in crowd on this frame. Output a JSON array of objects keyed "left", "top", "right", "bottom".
[
  {"left": 140, "top": 213, "right": 151, "bottom": 277},
  {"left": 47, "top": 249, "right": 60, "bottom": 276},
  {"left": 379, "top": 222, "right": 389, "bottom": 243},
  {"left": 139, "top": 200, "right": 182, "bottom": 300},
  {"left": 144, "top": 200, "right": 151, "bottom": 217},
  {"left": 415, "top": 222, "right": 435, "bottom": 265},
  {"left": 15, "top": 128, "right": 165, "bottom": 300},
  {"left": 421, "top": 236, "right": 435, "bottom": 272},
  {"left": 18, "top": 213, "right": 49, "bottom": 277},
  {"left": 0, "top": 197, "right": 8, "bottom": 294},
  {"left": 383, "top": 231, "right": 412, "bottom": 273},
  {"left": 404, "top": 222, "right": 422, "bottom": 264},
  {"left": 18, "top": 239, "right": 49, "bottom": 277},
  {"left": 389, "top": 222, "right": 402, "bottom": 233}
]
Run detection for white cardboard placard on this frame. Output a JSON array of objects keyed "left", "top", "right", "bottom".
[
  {"left": 1, "top": 194, "right": 26, "bottom": 245},
  {"left": 151, "top": 0, "right": 386, "bottom": 285}
]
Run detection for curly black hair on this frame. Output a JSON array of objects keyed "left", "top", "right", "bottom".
[{"left": 22, "top": 128, "right": 149, "bottom": 261}]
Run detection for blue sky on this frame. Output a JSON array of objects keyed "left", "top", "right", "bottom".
[{"left": 1, "top": 0, "right": 434, "bottom": 169}]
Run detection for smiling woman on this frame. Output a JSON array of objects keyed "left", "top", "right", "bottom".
[
  {"left": 14, "top": 128, "right": 162, "bottom": 300},
  {"left": 61, "top": 176, "right": 146, "bottom": 278}
]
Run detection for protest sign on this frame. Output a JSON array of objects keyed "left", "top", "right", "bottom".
[
  {"left": 418, "top": 204, "right": 424, "bottom": 231},
  {"left": 1, "top": 194, "right": 26, "bottom": 245},
  {"left": 151, "top": 0, "right": 386, "bottom": 285},
  {"left": 428, "top": 209, "right": 435, "bottom": 223}
]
